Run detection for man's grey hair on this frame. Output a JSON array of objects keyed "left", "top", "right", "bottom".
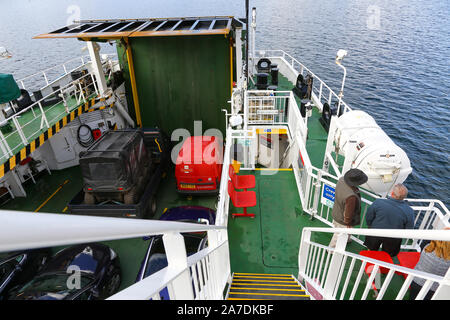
[{"left": 391, "top": 184, "right": 408, "bottom": 200}]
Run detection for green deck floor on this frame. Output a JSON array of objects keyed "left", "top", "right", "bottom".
[{"left": 227, "top": 170, "right": 328, "bottom": 276}]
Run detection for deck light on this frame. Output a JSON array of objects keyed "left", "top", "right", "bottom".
[{"left": 335, "top": 49, "right": 348, "bottom": 113}]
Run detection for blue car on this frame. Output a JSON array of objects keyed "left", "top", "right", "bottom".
[
  {"left": 7, "top": 243, "right": 121, "bottom": 300},
  {"left": 135, "top": 206, "right": 216, "bottom": 299}
]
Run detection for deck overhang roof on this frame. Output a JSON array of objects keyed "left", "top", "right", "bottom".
[{"left": 34, "top": 16, "right": 244, "bottom": 40}]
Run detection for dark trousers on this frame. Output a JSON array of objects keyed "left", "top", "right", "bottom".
[
  {"left": 409, "top": 281, "right": 435, "bottom": 300},
  {"left": 364, "top": 235, "right": 402, "bottom": 257}
]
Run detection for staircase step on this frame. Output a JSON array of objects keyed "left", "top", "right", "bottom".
[
  {"left": 228, "top": 291, "right": 310, "bottom": 300},
  {"left": 234, "top": 272, "right": 292, "bottom": 277},
  {"left": 231, "top": 283, "right": 301, "bottom": 289},
  {"left": 228, "top": 273, "right": 310, "bottom": 300}
]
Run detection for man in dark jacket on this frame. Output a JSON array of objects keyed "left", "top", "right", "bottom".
[
  {"left": 329, "top": 168, "right": 368, "bottom": 248},
  {"left": 364, "top": 184, "right": 415, "bottom": 257}
]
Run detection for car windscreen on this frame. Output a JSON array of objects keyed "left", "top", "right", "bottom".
[
  {"left": 12, "top": 273, "right": 92, "bottom": 297},
  {"left": 0, "top": 259, "right": 16, "bottom": 287},
  {"left": 143, "top": 233, "right": 206, "bottom": 279},
  {"left": 0, "top": 254, "right": 25, "bottom": 286}
]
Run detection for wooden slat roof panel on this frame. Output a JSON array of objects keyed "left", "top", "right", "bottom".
[{"left": 34, "top": 16, "right": 243, "bottom": 40}]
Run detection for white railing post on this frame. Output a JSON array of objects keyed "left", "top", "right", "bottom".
[
  {"left": 322, "top": 233, "right": 348, "bottom": 299},
  {"left": 39, "top": 104, "right": 50, "bottom": 129},
  {"left": 162, "top": 232, "right": 195, "bottom": 300},
  {"left": 318, "top": 82, "right": 323, "bottom": 104},
  {"left": 42, "top": 71, "right": 49, "bottom": 86},
  {"left": 298, "top": 228, "right": 311, "bottom": 280},
  {"left": 11, "top": 116, "right": 28, "bottom": 145},
  {"left": 0, "top": 130, "right": 13, "bottom": 157},
  {"left": 311, "top": 169, "right": 323, "bottom": 220},
  {"left": 432, "top": 268, "right": 450, "bottom": 300}
]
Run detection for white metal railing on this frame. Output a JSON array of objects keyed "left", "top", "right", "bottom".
[
  {"left": 253, "top": 50, "right": 353, "bottom": 115},
  {"left": 298, "top": 227, "right": 450, "bottom": 300},
  {"left": 0, "top": 71, "right": 101, "bottom": 164},
  {"left": 0, "top": 210, "right": 230, "bottom": 301},
  {"left": 245, "top": 90, "right": 290, "bottom": 125},
  {"left": 215, "top": 129, "right": 232, "bottom": 227},
  {"left": 292, "top": 162, "right": 450, "bottom": 250},
  {"left": 16, "top": 53, "right": 117, "bottom": 92},
  {"left": 109, "top": 230, "right": 230, "bottom": 300},
  {"left": 229, "top": 128, "right": 257, "bottom": 171},
  {"left": 17, "top": 56, "right": 92, "bottom": 91}
]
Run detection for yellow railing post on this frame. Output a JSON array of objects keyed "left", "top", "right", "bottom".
[{"left": 125, "top": 38, "right": 143, "bottom": 128}]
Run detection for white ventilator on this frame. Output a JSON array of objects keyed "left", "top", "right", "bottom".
[{"left": 331, "top": 110, "right": 412, "bottom": 196}]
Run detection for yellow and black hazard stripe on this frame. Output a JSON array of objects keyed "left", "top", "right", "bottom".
[{"left": 0, "top": 95, "right": 114, "bottom": 179}]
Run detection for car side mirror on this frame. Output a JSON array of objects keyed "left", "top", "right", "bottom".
[{"left": 198, "top": 218, "right": 209, "bottom": 225}]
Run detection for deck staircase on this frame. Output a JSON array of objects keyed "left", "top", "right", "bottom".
[{"left": 227, "top": 273, "right": 311, "bottom": 300}]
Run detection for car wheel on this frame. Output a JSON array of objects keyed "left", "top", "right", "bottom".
[
  {"left": 123, "top": 188, "right": 137, "bottom": 204},
  {"left": 84, "top": 192, "right": 95, "bottom": 205}
]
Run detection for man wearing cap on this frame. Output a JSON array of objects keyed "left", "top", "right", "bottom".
[
  {"left": 364, "top": 184, "right": 415, "bottom": 257},
  {"left": 329, "top": 168, "right": 368, "bottom": 248}
]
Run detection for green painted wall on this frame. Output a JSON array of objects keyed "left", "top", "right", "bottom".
[{"left": 117, "top": 34, "right": 233, "bottom": 136}]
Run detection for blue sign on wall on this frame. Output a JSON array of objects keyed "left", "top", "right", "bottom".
[{"left": 321, "top": 184, "right": 335, "bottom": 208}]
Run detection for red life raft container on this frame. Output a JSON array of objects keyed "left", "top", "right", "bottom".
[{"left": 175, "top": 136, "right": 223, "bottom": 194}]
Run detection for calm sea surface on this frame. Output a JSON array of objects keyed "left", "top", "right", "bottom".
[{"left": 0, "top": 0, "right": 449, "bottom": 206}]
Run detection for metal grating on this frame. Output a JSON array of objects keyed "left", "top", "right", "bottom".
[{"left": 34, "top": 16, "right": 244, "bottom": 40}]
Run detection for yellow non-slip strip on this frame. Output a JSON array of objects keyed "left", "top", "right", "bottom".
[
  {"left": 228, "top": 291, "right": 310, "bottom": 298},
  {"left": 234, "top": 275, "right": 293, "bottom": 280},
  {"left": 234, "top": 273, "right": 292, "bottom": 276},
  {"left": 232, "top": 279, "right": 297, "bottom": 284},
  {"left": 230, "top": 287, "right": 305, "bottom": 292},
  {"left": 232, "top": 282, "right": 300, "bottom": 287}
]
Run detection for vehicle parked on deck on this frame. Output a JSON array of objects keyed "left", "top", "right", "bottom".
[
  {"left": 7, "top": 243, "right": 121, "bottom": 300},
  {"left": 136, "top": 206, "right": 216, "bottom": 283},
  {"left": 175, "top": 136, "right": 223, "bottom": 195},
  {"left": 68, "top": 128, "right": 170, "bottom": 218},
  {"left": 0, "top": 248, "right": 52, "bottom": 299}
]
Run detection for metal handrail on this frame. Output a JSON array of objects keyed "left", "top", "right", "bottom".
[
  {"left": 298, "top": 227, "right": 450, "bottom": 300},
  {"left": 16, "top": 53, "right": 117, "bottom": 90},
  {"left": 254, "top": 49, "right": 353, "bottom": 115},
  {"left": 0, "top": 71, "right": 100, "bottom": 163}
]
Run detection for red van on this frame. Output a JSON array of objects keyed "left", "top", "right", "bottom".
[{"left": 175, "top": 136, "right": 223, "bottom": 194}]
